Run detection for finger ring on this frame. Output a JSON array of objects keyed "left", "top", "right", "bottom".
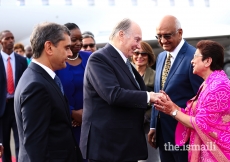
[{"left": 162, "top": 106, "right": 165, "bottom": 110}]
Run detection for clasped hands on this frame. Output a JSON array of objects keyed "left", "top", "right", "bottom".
[{"left": 149, "top": 90, "right": 179, "bottom": 115}]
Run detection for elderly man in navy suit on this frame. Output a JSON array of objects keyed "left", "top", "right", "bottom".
[
  {"left": 0, "top": 30, "right": 27, "bottom": 162},
  {"left": 80, "top": 18, "right": 163, "bottom": 162},
  {"left": 148, "top": 15, "right": 203, "bottom": 162}
]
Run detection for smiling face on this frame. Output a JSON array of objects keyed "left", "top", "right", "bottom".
[
  {"left": 132, "top": 48, "right": 148, "bottom": 67},
  {"left": 120, "top": 22, "right": 142, "bottom": 58},
  {"left": 81, "top": 37, "right": 96, "bottom": 52},
  {"left": 156, "top": 16, "right": 182, "bottom": 52},
  {"left": 191, "top": 49, "right": 207, "bottom": 77},
  {"left": 69, "top": 28, "right": 82, "bottom": 54}
]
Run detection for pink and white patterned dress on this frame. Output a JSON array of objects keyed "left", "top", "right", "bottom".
[{"left": 175, "top": 70, "right": 230, "bottom": 162}]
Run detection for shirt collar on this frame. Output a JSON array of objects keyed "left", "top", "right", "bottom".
[
  {"left": 32, "top": 59, "right": 56, "bottom": 79},
  {"left": 167, "top": 39, "right": 185, "bottom": 59},
  {"left": 1, "top": 50, "right": 15, "bottom": 61},
  {"left": 109, "top": 43, "right": 127, "bottom": 63}
]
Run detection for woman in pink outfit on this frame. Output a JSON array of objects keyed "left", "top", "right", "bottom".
[{"left": 155, "top": 40, "right": 230, "bottom": 162}]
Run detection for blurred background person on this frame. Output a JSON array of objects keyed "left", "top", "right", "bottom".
[
  {"left": 155, "top": 40, "right": 230, "bottom": 161},
  {"left": 131, "top": 41, "right": 160, "bottom": 162},
  {"left": 81, "top": 31, "right": 97, "bottom": 53},
  {"left": 0, "top": 143, "right": 3, "bottom": 158},
  {"left": 56, "top": 23, "right": 90, "bottom": 162},
  {"left": 0, "top": 30, "right": 27, "bottom": 162},
  {"left": 24, "top": 45, "right": 33, "bottom": 65},
  {"left": 13, "top": 43, "right": 25, "bottom": 56}
]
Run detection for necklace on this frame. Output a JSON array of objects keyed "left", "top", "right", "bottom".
[{"left": 67, "top": 53, "right": 79, "bottom": 61}]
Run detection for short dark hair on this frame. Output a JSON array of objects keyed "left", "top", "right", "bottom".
[
  {"left": 197, "top": 40, "right": 224, "bottom": 71},
  {"left": 0, "top": 30, "right": 12, "bottom": 40},
  {"left": 64, "top": 23, "right": 80, "bottom": 31},
  {"left": 30, "top": 22, "right": 70, "bottom": 58}
]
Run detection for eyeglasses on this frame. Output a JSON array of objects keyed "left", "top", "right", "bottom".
[
  {"left": 82, "top": 43, "right": 95, "bottom": 49},
  {"left": 193, "top": 53, "right": 203, "bottom": 58},
  {"left": 155, "top": 30, "right": 179, "bottom": 40},
  {"left": 133, "top": 51, "right": 148, "bottom": 57}
]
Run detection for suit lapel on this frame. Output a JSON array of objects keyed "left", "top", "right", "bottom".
[
  {"left": 0, "top": 54, "right": 6, "bottom": 84},
  {"left": 29, "top": 63, "right": 71, "bottom": 118},
  {"left": 105, "top": 44, "right": 141, "bottom": 90},
  {"left": 14, "top": 53, "right": 22, "bottom": 86},
  {"left": 155, "top": 52, "right": 167, "bottom": 92}
]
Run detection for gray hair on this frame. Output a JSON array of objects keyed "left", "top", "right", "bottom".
[
  {"left": 82, "top": 32, "right": 96, "bottom": 43},
  {"left": 109, "top": 18, "right": 132, "bottom": 41},
  {"left": 175, "top": 18, "right": 181, "bottom": 30},
  {"left": 30, "top": 22, "right": 70, "bottom": 58}
]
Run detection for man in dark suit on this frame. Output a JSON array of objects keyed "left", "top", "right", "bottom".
[
  {"left": 0, "top": 30, "right": 27, "bottom": 162},
  {"left": 14, "top": 22, "right": 82, "bottom": 162},
  {"left": 148, "top": 15, "right": 203, "bottom": 162},
  {"left": 80, "top": 18, "right": 163, "bottom": 162}
]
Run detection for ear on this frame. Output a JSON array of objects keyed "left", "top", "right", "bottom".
[
  {"left": 178, "top": 28, "right": 183, "bottom": 39},
  {"left": 44, "top": 41, "right": 53, "bottom": 56},
  {"left": 204, "top": 57, "right": 212, "bottom": 67},
  {"left": 118, "top": 30, "right": 125, "bottom": 41}
]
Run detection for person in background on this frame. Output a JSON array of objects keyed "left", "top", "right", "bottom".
[
  {"left": 131, "top": 41, "right": 160, "bottom": 162},
  {"left": 24, "top": 45, "right": 33, "bottom": 65},
  {"left": 56, "top": 23, "right": 90, "bottom": 162},
  {"left": 0, "top": 143, "right": 3, "bottom": 158},
  {"left": 80, "top": 18, "right": 164, "bottom": 162},
  {"left": 14, "top": 22, "right": 83, "bottom": 162},
  {"left": 13, "top": 43, "right": 25, "bottom": 56},
  {"left": 81, "top": 31, "right": 97, "bottom": 53},
  {"left": 0, "top": 30, "right": 27, "bottom": 162},
  {"left": 155, "top": 40, "right": 230, "bottom": 162},
  {"left": 148, "top": 15, "right": 203, "bottom": 162}
]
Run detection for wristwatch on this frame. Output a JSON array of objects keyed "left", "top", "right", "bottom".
[{"left": 171, "top": 110, "right": 179, "bottom": 118}]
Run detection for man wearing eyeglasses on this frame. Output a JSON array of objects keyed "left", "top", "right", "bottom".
[
  {"left": 81, "top": 31, "right": 97, "bottom": 53},
  {"left": 148, "top": 15, "right": 203, "bottom": 162}
]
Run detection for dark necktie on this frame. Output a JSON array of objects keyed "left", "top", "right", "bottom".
[
  {"left": 54, "top": 75, "right": 64, "bottom": 95},
  {"left": 7, "top": 57, "right": 14, "bottom": 94},
  {"left": 161, "top": 53, "right": 172, "bottom": 89},
  {"left": 126, "top": 59, "right": 140, "bottom": 89}
]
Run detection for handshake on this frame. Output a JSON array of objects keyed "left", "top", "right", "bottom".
[{"left": 149, "top": 91, "right": 167, "bottom": 104}]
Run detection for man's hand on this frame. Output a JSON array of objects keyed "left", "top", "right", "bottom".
[
  {"left": 149, "top": 92, "right": 166, "bottom": 103},
  {"left": 71, "top": 109, "right": 83, "bottom": 126},
  {"left": 0, "top": 144, "right": 4, "bottom": 158},
  {"left": 148, "top": 129, "right": 157, "bottom": 148}
]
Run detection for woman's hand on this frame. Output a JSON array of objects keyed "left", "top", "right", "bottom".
[{"left": 154, "top": 90, "right": 180, "bottom": 115}]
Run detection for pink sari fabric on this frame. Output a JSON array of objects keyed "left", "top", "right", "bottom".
[{"left": 175, "top": 70, "right": 230, "bottom": 162}]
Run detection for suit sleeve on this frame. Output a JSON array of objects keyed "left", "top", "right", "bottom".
[
  {"left": 86, "top": 53, "right": 147, "bottom": 109},
  {"left": 20, "top": 82, "right": 51, "bottom": 161}
]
